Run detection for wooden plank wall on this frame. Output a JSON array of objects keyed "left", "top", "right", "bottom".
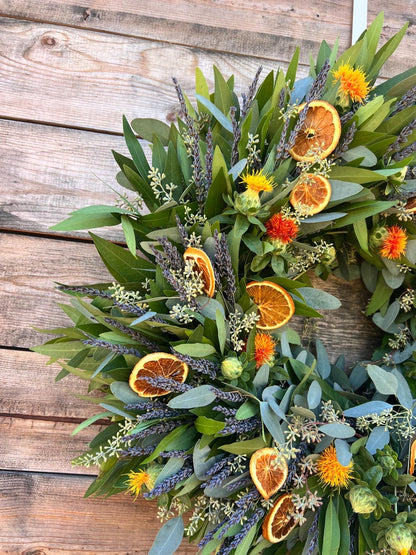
[{"left": 0, "top": 1, "right": 414, "bottom": 552}]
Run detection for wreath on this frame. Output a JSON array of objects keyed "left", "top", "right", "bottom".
[{"left": 36, "top": 13, "right": 416, "bottom": 555}]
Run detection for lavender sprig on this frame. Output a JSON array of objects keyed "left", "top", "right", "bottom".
[
  {"left": 126, "top": 420, "right": 182, "bottom": 441},
  {"left": 172, "top": 349, "right": 219, "bottom": 379},
  {"left": 143, "top": 466, "right": 193, "bottom": 498},
  {"left": 219, "top": 416, "right": 260, "bottom": 436},
  {"left": 286, "top": 101, "right": 310, "bottom": 155},
  {"left": 230, "top": 106, "right": 241, "bottom": 167},
  {"left": 175, "top": 215, "right": 189, "bottom": 246},
  {"left": 306, "top": 511, "right": 320, "bottom": 555},
  {"left": 82, "top": 338, "right": 141, "bottom": 358},
  {"left": 157, "top": 236, "right": 184, "bottom": 272},
  {"left": 137, "top": 375, "right": 192, "bottom": 394},
  {"left": 392, "top": 85, "right": 416, "bottom": 115},
  {"left": 385, "top": 118, "right": 416, "bottom": 157},
  {"left": 275, "top": 114, "right": 291, "bottom": 166},
  {"left": 214, "top": 230, "right": 236, "bottom": 305},
  {"left": 172, "top": 77, "right": 205, "bottom": 208},
  {"left": 104, "top": 318, "right": 159, "bottom": 351},
  {"left": 218, "top": 508, "right": 265, "bottom": 555},
  {"left": 332, "top": 121, "right": 357, "bottom": 159},
  {"left": 306, "top": 60, "right": 331, "bottom": 102},
  {"left": 211, "top": 387, "right": 245, "bottom": 403},
  {"left": 120, "top": 445, "right": 155, "bottom": 457},
  {"left": 212, "top": 405, "right": 237, "bottom": 417},
  {"left": 205, "top": 127, "right": 214, "bottom": 190},
  {"left": 204, "top": 454, "right": 235, "bottom": 478},
  {"left": 57, "top": 285, "right": 113, "bottom": 298},
  {"left": 241, "top": 66, "right": 262, "bottom": 119}
]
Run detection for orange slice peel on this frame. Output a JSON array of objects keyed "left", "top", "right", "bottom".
[
  {"left": 290, "top": 173, "right": 332, "bottom": 215},
  {"left": 262, "top": 492, "right": 297, "bottom": 543},
  {"left": 289, "top": 100, "right": 341, "bottom": 162},
  {"left": 249, "top": 448, "right": 288, "bottom": 499},
  {"left": 183, "top": 246, "right": 215, "bottom": 298},
  {"left": 246, "top": 281, "right": 295, "bottom": 330}
]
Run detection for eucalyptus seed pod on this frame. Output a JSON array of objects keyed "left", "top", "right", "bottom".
[
  {"left": 221, "top": 357, "right": 243, "bottom": 379},
  {"left": 321, "top": 245, "right": 336, "bottom": 265}
]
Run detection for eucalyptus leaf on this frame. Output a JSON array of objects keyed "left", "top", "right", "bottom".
[
  {"left": 344, "top": 401, "right": 393, "bottom": 418},
  {"left": 154, "top": 457, "right": 185, "bottom": 487},
  {"left": 329, "top": 180, "right": 364, "bottom": 201},
  {"left": 366, "top": 426, "right": 390, "bottom": 455},
  {"left": 316, "top": 338, "right": 331, "bottom": 379},
  {"left": 367, "top": 365, "right": 398, "bottom": 395},
  {"left": 335, "top": 439, "right": 352, "bottom": 466},
  {"left": 110, "top": 381, "right": 146, "bottom": 405},
  {"left": 168, "top": 385, "right": 216, "bottom": 409},
  {"left": 307, "top": 380, "right": 322, "bottom": 410},
  {"left": 320, "top": 422, "right": 356, "bottom": 439},
  {"left": 173, "top": 343, "right": 217, "bottom": 357},
  {"left": 296, "top": 287, "right": 341, "bottom": 310},
  {"left": 149, "top": 517, "right": 184, "bottom": 555},
  {"left": 260, "top": 402, "right": 285, "bottom": 443}
]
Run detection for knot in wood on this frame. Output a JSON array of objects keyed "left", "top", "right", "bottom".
[
  {"left": 41, "top": 35, "right": 57, "bottom": 48},
  {"left": 22, "top": 550, "right": 47, "bottom": 555},
  {"left": 166, "top": 108, "right": 181, "bottom": 123}
]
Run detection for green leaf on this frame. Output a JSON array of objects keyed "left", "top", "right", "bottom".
[
  {"left": 195, "top": 416, "right": 225, "bottom": 435},
  {"left": 335, "top": 495, "right": 350, "bottom": 555},
  {"left": 320, "top": 423, "right": 355, "bottom": 439},
  {"left": 285, "top": 47, "right": 299, "bottom": 87},
  {"left": 329, "top": 180, "right": 363, "bottom": 202},
  {"left": 322, "top": 499, "right": 340, "bottom": 555},
  {"left": 154, "top": 457, "right": 185, "bottom": 487},
  {"left": 366, "top": 275, "right": 393, "bottom": 315},
  {"left": 71, "top": 412, "right": 110, "bottom": 435},
  {"left": 367, "top": 365, "right": 398, "bottom": 395},
  {"left": 110, "top": 381, "right": 145, "bottom": 405},
  {"left": 123, "top": 115, "right": 150, "bottom": 180},
  {"left": 195, "top": 67, "right": 210, "bottom": 111},
  {"left": 368, "top": 21, "right": 409, "bottom": 80},
  {"left": 121, "top": 215, "right": 137, "bottom": 256},
  {"left": 149, "top": 517, "right": 184, "bottom": 555},
  {"left": 195, "top": 94, "right": 233, "bottom": 133},
  {"left": 236, "top": 401, "right": 259, "bottom": 420},
  {"left": 33, "top": 340, "right": 88, "bottom": 359},
  {"left": 234, "top": 521, "right": 259, "bottom": 555},
  {"left": 296, "top": 288, "right": 341, "bottom": 310},
  {"left": 220, "top": 436, "right": 266, "bottom": 455},
  {"left": 353, "top": 219, "right": 368, "bottom": 252},
  {"left": 307, "top": 381, "right": 322, "bottom": 409},
  {"left": 168, "top": 385, "right": 216, "bottom": 409},
  {"left": 173, "top": 343, "right": 217, "bottom": 357},
  {"left": 131, "top": 118, "right": 171, "bottom": 146},
  {"left": 216, "top": 309, "right": 226, "bottom": 355},
  {"left": 213, "top": 65, "right": 234, "bottom": 115},
  {"left": 90, "top": 232, "right": 154, "bottom": 283}
]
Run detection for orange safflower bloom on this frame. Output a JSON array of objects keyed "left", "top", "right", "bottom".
[
  {"left": 254, "top": 332, "right": 276, "bottom": 368},
  {"left": 316, "top": 445, "right": 353, "bottom": 488},
  {"left": 265, "top": 213, "right": 299, "bottom": 244},
  {"left": 333, "top": 63, "right": 370, "bottom": 103},
  {"left": 125, "top": 470, "right": 155, "bottom": 498},
  {"left": 380, "top": 225, "right": 408, "bottom": 260}
]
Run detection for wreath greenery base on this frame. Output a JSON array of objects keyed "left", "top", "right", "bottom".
[{"left": 36, "top": 13, "right": 416, "bottom": 555}]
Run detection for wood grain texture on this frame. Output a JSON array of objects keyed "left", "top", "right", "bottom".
[
  {"left": 0, "top": 417, "right": 103, "bottom": 475},
  {"left": 0, "top": 349, "right": 100, "bottom": 418},
  {"left": 0, "top": 0, "right": 352, "bottom": 66},
  {"left": 0, "top": 232, "right": 111, "bottom": 349},
  {"left": 0, "top": 119, "right": 128, "bottom": 239},
  {"left": 0, "top": 18, "right": 290, "bottom": 133},
  {"left": 0, "top": 471, "right": 197, "bottom": 554}
]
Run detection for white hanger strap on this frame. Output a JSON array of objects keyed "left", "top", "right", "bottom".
[{"left": 352, "top": 0, "right": 368, "bottom": 44}]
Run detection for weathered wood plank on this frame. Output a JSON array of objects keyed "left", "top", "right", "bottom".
[
  {"left": 0, "top": 0, "right": 352, "bottom": 67},
  {"left": 0, "top": 232, "right": 380, "bottom": 365},
  {"left": 0, "top": 417, "right": 103, "bottom": 475},
  {"left": 0, "top": 349, "right": 99, "bottom": 418},
  {"left": 0, "top": 232, "right": 112, "bottom": 349},
  {"left": 0, "top": 471, "right": 197, "bottom": 553},
  {"left": 0, "top": 119, "right": 128, "bottom": 239},
  {"left": 0, "top": 18, "right": 292, "bottom": 133}
]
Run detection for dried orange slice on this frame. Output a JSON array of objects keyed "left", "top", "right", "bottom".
[
  {"left": 246, "top": 281, "right": 295, "bottom": 330},
  {"left": 409, "top": 437, "right": 416, "bottom": 475},
  {"left": 290, "top": 173, "right": 332, "bottom": 215},
  {"left": 129, "top": 353, "right": 188, "bottom": 397},
  {"left": 183, "top": 247, "right": 215, "bottom": 298},
  {"left": 262, "top": 493, "right": 297, "bottom": 543},
  {"left": 289, "top": 100, "right": 341, "bottom": 162},
  {"left": 249, "top": 448, "right": 288, "bottom": 499}
]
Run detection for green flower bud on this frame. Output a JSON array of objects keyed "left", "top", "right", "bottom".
[
  {"left": 369, "top": 226, "right": 388, "bottom": 249},
  {"left": 321, "top": 246, "right": 336, "bottom": 265},
  {"left": 234, "top": 190, "right": 261, "bottom": 214},
  {"left": 221, "top": 357, "right": 243, "bottom": 379},
  {"left": 270, "top": 238, "right": 287, "bottom": 255},
  {"left": 378, "top": 454, "right": 396, "bottom": 475},
  {"left": 348, "top": 486, "right": 378, "bottom": 516},
  {"left": 385, "top": 523, "right": 413, "bottom": 554}
]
